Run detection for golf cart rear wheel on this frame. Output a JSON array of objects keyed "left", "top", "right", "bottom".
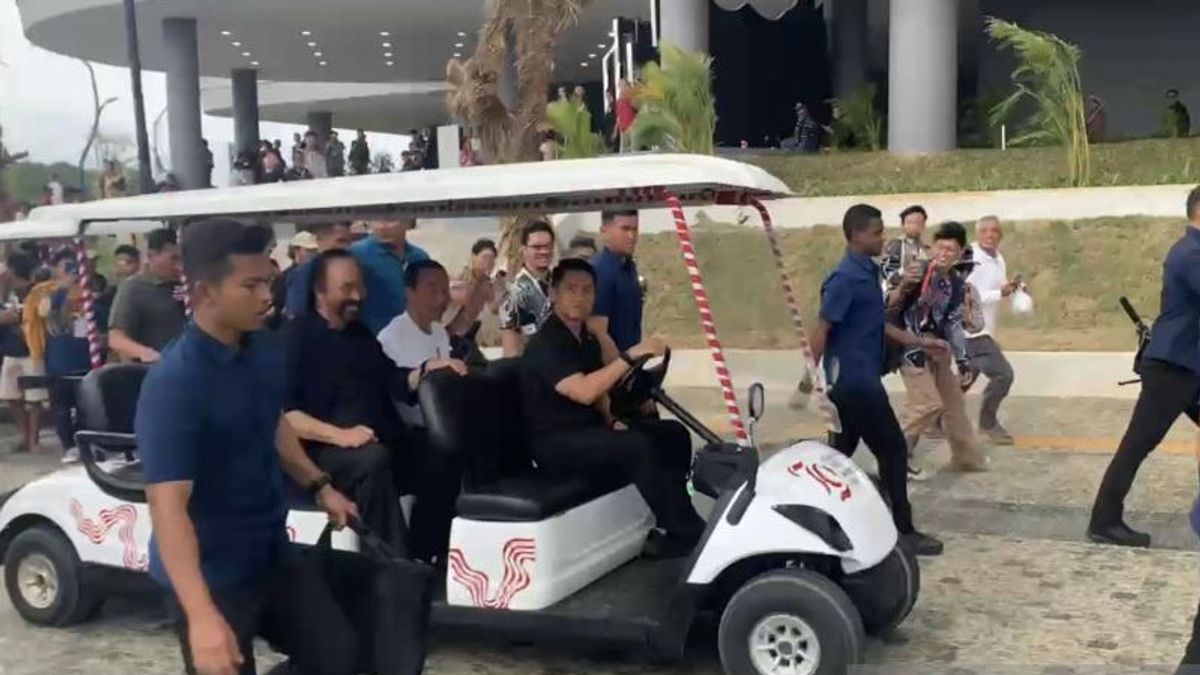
[
  {"left": 718, "top": 568, "right": 863, "bottom": 675},
  {"left": 842, "top": 544, "right": 920, "bottom": 635},
  {"left": 3, "top": 525, "right": 101, "bottom": 626}
]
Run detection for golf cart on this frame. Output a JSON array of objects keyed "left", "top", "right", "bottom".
[{"left": 0, "top": 154, "right": 918, "bottom": 675}]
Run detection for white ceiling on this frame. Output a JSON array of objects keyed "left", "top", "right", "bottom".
[{"left": 21, "top": 0, "right": 649, "bottom": 84}]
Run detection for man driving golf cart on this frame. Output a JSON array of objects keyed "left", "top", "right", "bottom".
[{"left": 520, "top": 258, "right": 704, "bottom": 558}]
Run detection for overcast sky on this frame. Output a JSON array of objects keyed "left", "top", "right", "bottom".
[{"left": 0, "top": 0, "right": 408, "bottom": 186}]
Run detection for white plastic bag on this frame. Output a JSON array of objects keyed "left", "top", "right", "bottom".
[{"left": 1011, "top": 288, "right": 1034, "bottom": 315}]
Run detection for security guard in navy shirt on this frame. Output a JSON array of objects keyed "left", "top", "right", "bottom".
[
  {"left": 590, "top": 209, "right": 644, "bottom": 358},
  {"left": 1090, "top": 186, "right": 1200, "bottom": 548},
  {"left": 137, "top": 220, "right": 359, "bottom": 675}
]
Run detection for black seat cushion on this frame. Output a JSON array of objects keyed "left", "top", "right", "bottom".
[
  {"left": 77, "top": 363, "right": 149, "bottom": 434},
  {"left": 456, "top": 472, "right": 627, "bottom": 523}
]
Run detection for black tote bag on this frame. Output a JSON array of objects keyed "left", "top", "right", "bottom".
[{"left": 312, "top": 521, "right": 437, "bottom": 675}]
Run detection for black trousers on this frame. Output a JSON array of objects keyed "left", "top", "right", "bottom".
[
  {"left": 164, "top": 548, "right": 356, "bottom": 675},
  {"left": 395, "top": 429, "right": 462, "bottom": 564},
  {"left": 828, "top": 384, "right": 915, "bottom": 534},
  {"left": 533, "top": 419, "right": 703, "bottom": 536},
  {"left": 1181, "top": 594, "right": 1200, "bottom": 672},
  {"left": 48, "top": 377, "right": 78, "bottom": 452},
  {"left": 1092, "top": 359, "right": 1200, "bottom": 526},
  {"left": 309, "top": 442, "right": 406, "bottom": 553}
]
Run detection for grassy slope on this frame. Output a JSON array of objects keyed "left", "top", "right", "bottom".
[
  {"left": 638, "top": 216, "right": 1181, "bottom": 351},
  {"left": 744, "top": 138, "right": 1200, "bottom": 197}
]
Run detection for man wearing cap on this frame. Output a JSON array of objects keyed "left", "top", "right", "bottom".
[
  {"left": 109, "top": 228, "right": 186, "bottom": 363},
  {"left": 283, "top": 222, "right": 354, "bottom": 319},
  {"left": 272, "top": 231, "right": 320, "bottom": 325}
]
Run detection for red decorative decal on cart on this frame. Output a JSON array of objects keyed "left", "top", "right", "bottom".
[
  {"left": 447, "top": 538, "right": 536, "bottom": 609},
  {"left": 69, "top": 499, "right": 148, "bottom": 570},
  {"left": 787, "top": 460, "right": 852, "bottom": 502}
]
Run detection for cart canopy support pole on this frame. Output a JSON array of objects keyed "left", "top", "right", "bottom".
[
  {"left": 746, "top": 197, "right": 841, "bottom": 434},
  {"left": 74, "top": 236, "right": 102, "bottom": 370},
  {"left": 662, "top": 190, "right": 751, "bottom": 448}
]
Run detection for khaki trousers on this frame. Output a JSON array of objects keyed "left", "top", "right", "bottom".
[{"left": 900, "top": 354, "right": 987, "bottom": 469}]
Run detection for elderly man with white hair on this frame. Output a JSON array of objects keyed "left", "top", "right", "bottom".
[{"left": 965, "top": 216, "right": 1018, "bottom": 445}]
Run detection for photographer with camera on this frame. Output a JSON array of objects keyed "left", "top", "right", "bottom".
[{"left": 889, "top": 221, "right": 989, "bottom": 476}]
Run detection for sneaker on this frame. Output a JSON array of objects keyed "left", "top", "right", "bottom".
[
  {"left": 982, "top": 424, "right": 1015, "bottom": 446},
  {"left": 900, "top": 530, "right": 944, "bottom": 557},
  {"left": 906, "top": 465, "right": 927, "bottom": 482},
  {"left": 947, "top": 454, "right": 990, "bottom": 472},
  {"left": 923, "top": 425, "right": 945, "bottom": 441},
  {"left": 61, "top": 447, "right": 81, "bottom": 464}
]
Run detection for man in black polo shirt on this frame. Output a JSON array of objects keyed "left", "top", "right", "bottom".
[
  {"left": 521, "top": 258, "right": 704, "bottom": 557},
  {"left": 109, "top": 228, "right": 186, "bottom": 362},
  {"left": 283, "top": 249, "right": 410, "bottom": 550}
]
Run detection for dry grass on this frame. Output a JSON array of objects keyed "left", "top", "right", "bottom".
[{"left": 638, "top": 215, "right": 1182, "bottom": 351}]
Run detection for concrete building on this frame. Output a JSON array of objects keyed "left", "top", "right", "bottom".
[{"left": 18, "top": 0, "right": 1198, "bottom": 185}]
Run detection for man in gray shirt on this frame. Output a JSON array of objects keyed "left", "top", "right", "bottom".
[{"left": 108, "top": 229, "right": 186, "bottom": 362}]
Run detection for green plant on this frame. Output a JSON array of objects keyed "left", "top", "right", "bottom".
[
  {"left": 544, "top": 98, "right": 606, "bottom": 158},
  {"left": 829, "top": 84, "right": 882, "bottom": 151},
  {"left": 631, "top": 42, "right": 716, "bottom": 154},
  {"left": 986, "top": 17, "right": 1090, "bottom": 186}
]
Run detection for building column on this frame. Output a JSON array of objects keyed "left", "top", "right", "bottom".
[
  {"left": 306, "top": 111, "right": 333, "bottom": 145},
  {"left": 231, "top": 68, "right": 259, "bottom": 159},
  {"left": 163, "top": 17, "right": 205, "bottom": 189},
  {"left": 830, "top": 0, "right": 868, "bottom": 98},
  {"left": 887, "top": 0, "right": 958, "bottom": 155},
  {"left": 659, "top": 0, "right": 709, "bottom": 54}
]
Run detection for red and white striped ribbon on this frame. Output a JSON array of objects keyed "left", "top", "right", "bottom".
[
  {"left": 746, "top": 198, "right": 841, "bottom": 433},
  {"left": 73, "top": 237, "right": 102, "bottom": 370},
  {"left": 663, "top": 192, "right": 750, "bottom": 447}
]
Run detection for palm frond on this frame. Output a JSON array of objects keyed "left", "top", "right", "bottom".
[
  {"left": 545, "top": 99, "right": 606, "bottom": 158},
  {"left": 630, "top": 42, "right": 716, "bottom": 154}
]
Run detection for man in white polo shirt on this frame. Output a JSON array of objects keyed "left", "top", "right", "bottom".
[{"left": 966, "top": 216, "right": 1017, "bottom": 445}]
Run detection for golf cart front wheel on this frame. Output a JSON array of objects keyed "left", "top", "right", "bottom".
[
  {"left": 3, "top": 525, "right": 101, "bottom": 626},
  {"left": 718, "top": 568, "right": 864, "bottom": 675},
  {"left": 841, "top": 544, "right": 920, "bottom": 635}
]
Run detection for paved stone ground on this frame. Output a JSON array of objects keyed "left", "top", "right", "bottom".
[{"left": 1, "top": 392, "right": 1198, "bottom": 674}]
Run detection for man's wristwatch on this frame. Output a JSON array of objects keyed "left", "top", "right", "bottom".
[{"left": 307, "top": 473, "right": 333, "bottom": 496}]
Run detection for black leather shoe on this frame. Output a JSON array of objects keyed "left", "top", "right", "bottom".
[
  {"left": 899, "top": 531, "right": 944, "bottom": 557},
  {"left": 642, "top": 530, "right": 694, "bottom": 559},
  {"left": 1087, "top": 521, "right": 1151, "bottom": 548}
]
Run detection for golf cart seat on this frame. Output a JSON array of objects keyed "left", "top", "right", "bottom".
[
  {"left": 75, "top": 363, "right": 149, "bottom": 503},
  {"left": 420, "top": 359, "right": 626, "bottom": 523}
]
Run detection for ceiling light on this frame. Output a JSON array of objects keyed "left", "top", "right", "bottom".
[
  {"left": 453, "top": 52, "right": 462, "bottom": 58},
  {"left": 384, "top": 52, "right": 393, "bottom": 58},
  {"left": 386, "top": 61, "right": 395, "bottom": 66},
  {"left": 580, "top": 61, "right": 589, "bottom": 67},
  {"left": 250, "top": 60, "right": 260, "bottom": 66},
  {"left": 597, "top": 43, "right": 607, "bottom": 49},
  {"left": 588, "top": 53, "right": 597, "bottom": 58},
  {"left": 301, "top": 30, "right": 312, "bottom": 37},
  {"left": 457, "top": 31, "right": 467, "bottom": 37},
  {"left": 381, "top": 42, "right": 392, "bottom": 48},
  {"left": 306, "top": 41, "right": 317, "bottom": 47},
  {"left": 220, "top": 30, "right": 232, "bottom": 37},
  {"left": 318, "top": 60, "right": 328, "bottom": 66},
  {"left": 313, "top": 51, "right": 323, "bottom": 57},
  {"left": 379, "top": 30, "right": 390, "bottom": 37},
  {"left": 231, "top": 41, "right": 242, "bottom": 47},
  {"left": 454, "top": 43, "right": 464, "bottom": 48},
  {"left": 241, "top": 51, "right": 251, "bottom": 57}
]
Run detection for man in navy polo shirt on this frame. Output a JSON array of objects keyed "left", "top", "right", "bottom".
[
  {"left": 350, "top": 218, "right": 429, "bottom": 334},
  {"left": 590, "top": 209, "right": 644, "bottom": 360},
  {"left": 138, "top": 219, "right": 359, "bottom": 675},
  {"left": 1090, "top": 185, "right": 1200, "bottom": 549},
  {"left": 810, "top": 204, "right": 945, "bottom": 557}
]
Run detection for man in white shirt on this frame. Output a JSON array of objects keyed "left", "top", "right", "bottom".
[
  {"left": 965, "top": 216, "right": 1017, "bottom": 445},
  {"left": 377, "top": 259, "right": 467, "bottom": 427},
  {"left": 47, "top": 174, "right": 65, "bottom": 205}
]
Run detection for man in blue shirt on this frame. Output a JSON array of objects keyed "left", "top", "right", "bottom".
[
  {"left": 590, "top": 209, "right": 644, "bottom": 357},
  {"left": 138, "top": 219, "right": 359, "bottom": 675},
  {"left": 810, "top": 204, "right": 946, "bottom": 557},
  {"left": 1090, "top": 186, "right": 1200, "bottom": 548},
  {"left": 349, "top": 218, "right": 429, "bottom": 334},
  {"left": 282, "top": 221, "right": 352, "bottom": 320}
]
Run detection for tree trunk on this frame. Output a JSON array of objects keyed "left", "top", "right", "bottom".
[{"left": 124, "top": 0, "right": 154, "bottom": 194}]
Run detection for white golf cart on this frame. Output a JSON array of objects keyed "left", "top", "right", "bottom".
[{"left": 0, "top": 154, "right": 917, "bottom": 675}]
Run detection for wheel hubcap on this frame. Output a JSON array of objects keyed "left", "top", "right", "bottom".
[
  {"left": 749, "top": 613, "right": 821, "bottom": 675},
  {"left": 16, "top": 553, "right": 59, "bottom": 610}
]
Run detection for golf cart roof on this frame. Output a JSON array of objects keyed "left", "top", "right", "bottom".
[
  {"left": 23, "top": 154, "right": 792, "bottom": 234},
  {"left": 0, "top": 218, "right": 165, "bottom": 242}
]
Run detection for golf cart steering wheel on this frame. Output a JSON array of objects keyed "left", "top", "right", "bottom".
[{"left": 612, "top": 348, "right": 672, "bottom": 409}]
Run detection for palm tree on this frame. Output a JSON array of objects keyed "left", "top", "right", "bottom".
[
  {"left": 986, "top": 17, "right": 1090, "bottom": 186},
  {"left": 123, "top": 0, "right": 154, "bottom": 194},
  {"left": 630, "top": 42, "right": 716, "bottom": 155},
  {"left": 78, "top": 60, "right": 119, "bottom": 197},
  {"left": 446, "top": 0, "right": 590, "bottom": 268},
  {"left": 544, "top": 99, "right": 605, "bottom": 159}
]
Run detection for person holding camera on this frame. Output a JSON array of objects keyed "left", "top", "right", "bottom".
[{"left": 890, "top": 221, "right": 989, "bottom": 475}]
